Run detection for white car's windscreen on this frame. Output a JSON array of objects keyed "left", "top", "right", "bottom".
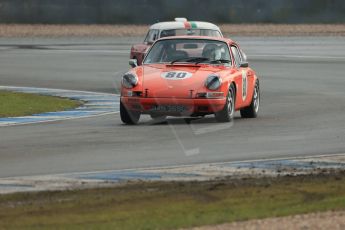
[{"left": 160, "top": 29, "right": 222, "bottom": 38}]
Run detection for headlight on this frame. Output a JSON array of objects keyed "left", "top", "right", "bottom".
[
  {"left": 122, "top": 73, "right": 138, "bottom": 88},
  {"left": 205, "top": 74, "right": 222, "bottom": 90}
]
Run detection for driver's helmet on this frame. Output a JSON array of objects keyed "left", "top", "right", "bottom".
[{"left": 202, "top": 44, "right": 222, "bottom": 61}]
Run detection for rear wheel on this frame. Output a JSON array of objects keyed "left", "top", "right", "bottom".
[
  {"left": 120, "top": 101, "right": 140, "bottom": 125},
  {"left": 215, "top": 84, "right": 236, "bottom": 122},
  {"left": 240, "top": 80, "right": 260, "bottom": 118}
]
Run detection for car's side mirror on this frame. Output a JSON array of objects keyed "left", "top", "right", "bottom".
[
  {"left": 129, "top": 59, "right": 138, "bottom": 68},
  {"left": 240, "top": 61, "right": 249, "bottom": 68}
]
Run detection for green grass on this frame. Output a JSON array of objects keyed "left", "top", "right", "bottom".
[
  {"left": 0, "top": 90, "right": 81, "bottom": 117},
  {"left": 0, "top": 173, "right": 345, "bottom": 229}
]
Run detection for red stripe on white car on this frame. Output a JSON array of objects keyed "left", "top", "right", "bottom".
[{"left": 184, "top": 21, "right": 191, "bottom": 29}]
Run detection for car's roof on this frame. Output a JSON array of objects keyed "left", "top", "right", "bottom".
[
  {"left": 156, "top": 35, "right": 234, "bottom": 44},
  {"left": 150, "top": 21, "right": 221, "bottom": 31}
]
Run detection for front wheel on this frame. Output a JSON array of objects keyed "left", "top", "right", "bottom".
[
  {"left": 215, "top": 84, "right": 236, "bottom": 122},
  {"left": 120, "top": 101, "right": 141, "bottom": 125},
  {"left": 240, "top": 80, "right": 260, "bottom": 118}
]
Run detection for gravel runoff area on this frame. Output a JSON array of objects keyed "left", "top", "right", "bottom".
[
  {"left": 0, "top": 24, "right": 344, "bottom": 37},
  {"left": 189, "top": 211, "right": 345, "bottom": 230}
]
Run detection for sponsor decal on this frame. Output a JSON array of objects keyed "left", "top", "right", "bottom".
[
  {"left": 184, "top": 21, "right": 191, "bottom": 29},
  {"left": 161, "top": 71, "right": 192, "bottom": 80},
  {"left": 150, "top": 105, "right": 187, "bottom": 112}
]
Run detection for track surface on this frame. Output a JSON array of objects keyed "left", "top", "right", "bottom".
[{"left": 0, "top": 37, "right": 345, "bottom": 178}]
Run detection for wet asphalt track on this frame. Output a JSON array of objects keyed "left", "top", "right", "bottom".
[{"left": 0, "top": 36, "right": 345, "bottom": 177}]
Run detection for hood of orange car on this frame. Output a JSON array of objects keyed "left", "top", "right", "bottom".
[{"left": 138, "top": 64, "right": 227, "bottom": 98}]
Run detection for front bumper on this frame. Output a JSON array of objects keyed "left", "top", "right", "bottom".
[{"left": 121, "top": 96, "right": 226, "bottom": 116}]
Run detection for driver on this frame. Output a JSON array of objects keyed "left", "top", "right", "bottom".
[{"left": 202, "top": 44, "right": 222, "bottom": 61}]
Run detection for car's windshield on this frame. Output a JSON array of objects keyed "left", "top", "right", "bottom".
[
  {"left": 160, "top": 29, "right": 222, "bottom": 38},
  {"left": 143, "top": 39, "right": 231, "bottom": 65}
]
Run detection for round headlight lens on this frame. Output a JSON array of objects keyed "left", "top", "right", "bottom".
[
  {"left": 122, "top": 73, "right": 138, "bottom": 88},
  {"left": 205, "top": 75, "right": 222, "bottom": 90}
]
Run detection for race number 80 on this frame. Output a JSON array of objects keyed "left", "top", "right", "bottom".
[{"left": 161, "top": 71, "right": 192, "bottom": 80}]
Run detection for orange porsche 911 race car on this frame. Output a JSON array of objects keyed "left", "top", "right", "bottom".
[{"left": 120, "top": 36, "right": 260, "bottom": 124}]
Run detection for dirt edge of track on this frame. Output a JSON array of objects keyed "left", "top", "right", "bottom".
[{"left": 0, "top": 24, "right": 345, "bottom": 37}]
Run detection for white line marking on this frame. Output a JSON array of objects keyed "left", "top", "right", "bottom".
[{"left": 0, "top": 111, "right": 118, "bottom": 127}]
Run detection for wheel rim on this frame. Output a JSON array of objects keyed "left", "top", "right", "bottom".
[
  {"left": 227, "top": 88, "right": 234, "bottom": 117},
  {"left": 253, "top": 84, "right": 260, "bottom": 113}
]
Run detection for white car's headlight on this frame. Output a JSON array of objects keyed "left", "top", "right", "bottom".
[
  {"left": 122, "top": 73, "right": 138, "bottom": 88},
  {"left": 205, "top": 74, "right": 222, "bottom": 90}
]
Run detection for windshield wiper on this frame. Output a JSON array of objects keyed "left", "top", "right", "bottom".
[
  {"left": 209, "top": 59, "right": 231, "bottom": 64},
  {"left": 170, "top": 57, "right": 209, "bottom": 64}
]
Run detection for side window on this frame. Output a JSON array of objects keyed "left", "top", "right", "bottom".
[
  {"left": 144, "top": 30, "right": 159, "bottom": 44},
  {"left": 240, "top": 49, "right": 247, "bottom": 62},
  {"left": 230, "top": 46, "right": 242, "bottom": 68},
  {"left": 160, "top": 29, "right": 176, "bottom": 38},
  {"left": 216, "top": 31, "right": 222, "bottom": 37},
  {"left": 211, "top": 30, "right": 222, "bottom": 37}
]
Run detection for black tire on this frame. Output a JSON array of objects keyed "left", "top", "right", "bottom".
[
  {"left": 240, "top": 80, "right": 260, "bottom": 118},
  {"left": 215, "top": 84, "right": 236, "bottom": 122},
  {"left": 120, "top": 101, "right": 140, "bottom": 125}
]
